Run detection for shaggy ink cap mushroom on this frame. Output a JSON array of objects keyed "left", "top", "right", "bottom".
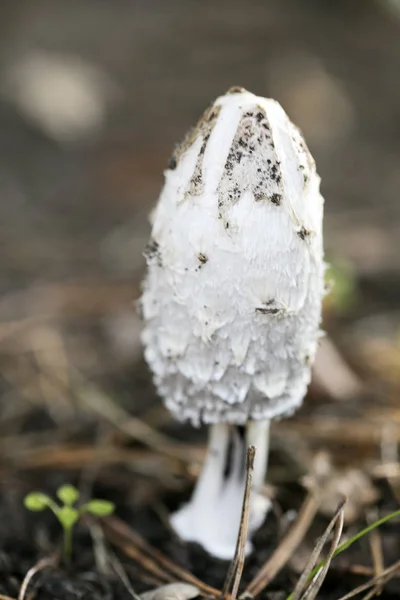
[{"left": 141, "top": 87, "right": 325, "bottom": 559}]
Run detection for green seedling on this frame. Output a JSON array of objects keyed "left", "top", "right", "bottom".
[{"left": 24, "top": 484, "right": 115, "bottom": 563}]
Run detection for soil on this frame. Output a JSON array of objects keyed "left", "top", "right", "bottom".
[{"left": 0, "top": 449, "right": 399, "bottom": 600}]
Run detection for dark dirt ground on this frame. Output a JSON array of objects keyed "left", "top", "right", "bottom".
[
  {"left": 0, "top": 446, "right": 400, "bottom": 599},
  {"left": 0, "top": 1, "right": 399, "bottom": 599}
]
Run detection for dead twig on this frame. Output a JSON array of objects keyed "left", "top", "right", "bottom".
[
  {"left": 88, "top": 519, "right": 112, "bottom": 577},
  {"left": 276, "top": 411, "right": 400, "bottom": 451},
  {"left": 366, "top": 508, "right": 385, "bottom": 597},
  {"left": 1, "top": 333, "right": 192, "bottom": 465},
  {"left": 28, "top": 322, "right": 74, "bottom": 422},
  {"left": 0, "top": 281, "right": 138, "bottom": 322},
  {"left": 0, "top": 316, "right": 41, "bottom": 345},
  {"left": 222, "top": 446, "right": 255, "bottom": 600},
  {"left": 73, "top": 370, "right": 193, "bottom": 460},
  {"left": 100, "top": 530, "right": 174, "bottom": 586},
  {"left": 109, "top": 551, "right": 142, "bottom": 600},
  {"left": 101, "top": 516, "right": 220, "bottom": 597},
  {"left": 40, "top": 364, "right": 197, "bottom": 463},
  {"left": 243, "top": 491, "right": 320, "bottom": 597},
  {"left": 18, "top": 554, "right": 58, "bottom": 600},
  {"left": 312, "top": 336, "right": 363, "bottom": 401},
  {"left": 290, "top": 498, "right": 345, "bottom": 600},
  {"left": 87, "top": 513, "right": 142, "bottom": 599},
  {"left": 335, "top": 559, "right": 400, "bottom": 600}
]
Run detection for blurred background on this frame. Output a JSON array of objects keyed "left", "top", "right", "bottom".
[{"left": 0, "top": 0, "right": 399, "bottom": 524}]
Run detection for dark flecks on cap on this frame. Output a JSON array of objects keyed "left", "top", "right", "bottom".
[
  {"left": 256, "top": 299, "right": 285, "bottom": 315},
  {"left": 197, "top": 252, "right": 208, "bottom": 265},
  {"left": 270, "top": 162, "right": 281, "bottom": 184},
  {"left": 136, "top": 297, "right": 144, "bottom": 320},
  {"left": 253, "top": 188, "right": 266, "bottom": 201},
  {"left": 270, "top": 193, "right": 282, "bottom": 206},
  {"left": 168, "top": 155, "right": 177, "bottom": 170},
  {"left": 297, "top": 226, "right": 311, "bottom": 240},
  {"left": 226, "top": 86, "right": 247, "bottom": 94},
  {"left": 144, "top": 238, "right": 162, "bottom": 267},
  {"left": 255, "top": 306, "right": 281, "bottom": 315},
  {"left": 218, "top": 108, "right": 284, "bottom": 214}
]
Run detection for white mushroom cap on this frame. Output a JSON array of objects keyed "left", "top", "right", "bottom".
[{"left": 141, "top": 88, "right": 325, "bottom": 426}]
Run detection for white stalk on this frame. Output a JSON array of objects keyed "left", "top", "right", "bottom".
[
  {"left": 247, "top": 420, "right": 270, "bottom": 491},
  {"left": 176, "top": 422, "right": 231, "bottom": 523},
  {"left": 246, "top": 420, "right": 271, "bottom": 531},
  {"left": 171, "top": 421, "right": 271, "bottom": 559}
]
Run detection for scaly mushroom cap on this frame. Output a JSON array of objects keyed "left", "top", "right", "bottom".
[{"left": 141, "top": 88, "right": 325, "bottom": 426}]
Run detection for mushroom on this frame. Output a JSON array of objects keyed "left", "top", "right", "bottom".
[{"left": 141, "top": 88, "right": 325, "bottom": 559}]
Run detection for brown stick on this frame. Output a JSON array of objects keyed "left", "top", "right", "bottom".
[
  {"left": 18, "top": 555, "right": 58, "bottom": 600},
  {"left": 231, "top": 446, "right": 256, "bottom": 600},
  {"left": 101, "top": 515, "right": 221, "bottom": 597},
  {"left": 243, "top": 491, "right": 320, "bottom": 597},
  {"left": 335, "top": 559, "right": 400, "bottom": 600},
  {"left": 291, "top": 499, "right": 345, "bottom": 600},
  {"left": 222, "top": 446, "right": 256, "bottom": 600}
]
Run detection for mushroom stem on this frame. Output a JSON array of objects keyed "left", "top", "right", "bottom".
[
  {"left": 171, "top": 420, "right": 271, "bottom": 559},
  {"left": 246, "top": 420, "right": 271, "bottom": 533},
  {"left": 247, "top": 420, "right": 270, "bottom": 492}
]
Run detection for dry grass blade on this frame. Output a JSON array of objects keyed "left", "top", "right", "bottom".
[
  {"left": 0, "top": 281, "right": 138, "bottom": 322},
  {"left": 243, "top": 492, "right": 320, "bottom": 597},
  {"left": 347, "top": 565, "right": 374, "bottom": 577},
  {"left": 276, "top": 410, "right": 400, "bottom": 451},
  {"left": 71, "top": 368, "right": 197, "bottom": 462},
  {"left": 109, "top": 552, "right": 143, "bottom": 600},
  {"left": 0, "top": 316, "right": 42, "bottom": 345},
  {"left": 87, "top": 514, "right": 143, "bottom": 599},
  {"left": 21, "top": 359, "right": 196, "bottom": 463},
  {"left": 335, "top": 559, "right": 400, "bottom": 600},
  {"left": 222, "top": 446, "right": 256, "bottom": 600},
  {"left": 6, "top": 442, "right": 176, "bottom": 476},
  {"left": 312, "top": 336, "right": 363, "bottom": 401},
  {"left": 89, "top": 519, "right": 111, "bottom": 577},
  {"left": 366, "top": 508, "right": 384, "bottom": 597},
  {"left": 18, "top": 555, "right": 58, "bottom": 600},
  {"left": 361, "top": 588, "right": 379, "bottom": 600},
  {"left": 101, "top": 528, "right": 175, "bottom": 586},
  {"left": 290, "top": 498, "right": 345, "bottom": 600},
  {"left": 101, "top": 515, "right": 221, "bottom": 597},
  {"left": 28, "top": 322, "right": 74, "bottom": 422},
  {"left": 0, "top": 595, "right": 17, "bottom": 600}
]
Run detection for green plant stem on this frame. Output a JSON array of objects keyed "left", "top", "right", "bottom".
[
  {"left": 286, "top": 507, "right": 400, "bottom": 600},
  {"left": 64, "top": 525, "right": 73, "bottom": 564},
  {"left": 46, "top": 498, "right": 61, "bottom": 515}
]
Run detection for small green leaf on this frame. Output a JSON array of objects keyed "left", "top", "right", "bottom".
[
  {"left": 84, "top": 499, "right": 115, "bottom": 517},
  {"left": 24, "top": 492, "right": 52, "bottom": 511},
  {"left": 57, "top": 484, "right": 79, "bottom": 506},
  {"left": 57, "top": 506, "right": 79, "bottom": 529}
]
